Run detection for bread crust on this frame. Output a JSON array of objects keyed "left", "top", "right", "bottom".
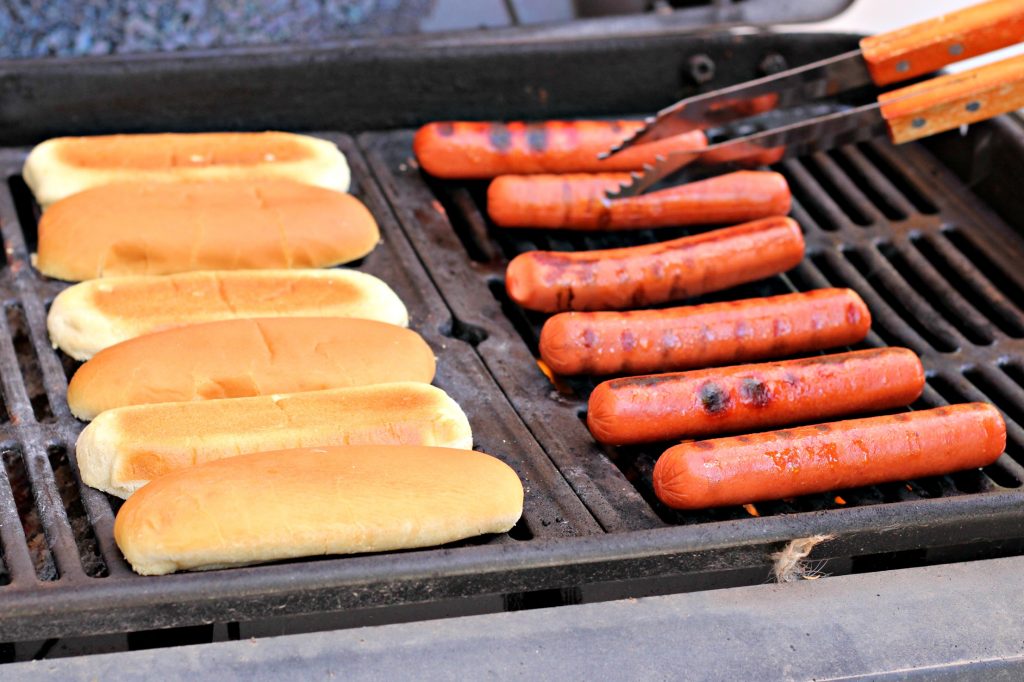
[
  {"left": 47, "top": 269, "right": 408, "bottom": 360},
  {"left": 78, "top": 382, "right": 473, "bottom": 498},
  {"left": 67, "top": 317, "right": 435, "bottom": 420},
  {"left": 23, "top": 132, "right": 350, "bottom": 208},
  {"left": 37, "top": 180, "right": 379, "bottom": 281},
  {"left": 113, "top": 445, "right": 524, "bottom": 575}
]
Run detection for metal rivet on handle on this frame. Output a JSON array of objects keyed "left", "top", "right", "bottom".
[
  {"left": 912, "top": 118, "right": 927, "bottom": 128},
  {"left": 948, "top": 43, "right": 964, "bottom": 56},
  {"left": 966, "top": 101, "right": 981, "bottom": 112},
  {"left": 896, "top": 60, "right": 910, "bottom": 73}
]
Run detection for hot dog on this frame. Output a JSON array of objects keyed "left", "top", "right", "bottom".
[
  {"left": 588, "top": 348, "right": 924, "bottom": 445},
  {"left": 538, "top": 288, "right": 871, "bottom": 376},
  {"left": 505, "top": 216, "right": 804, "bottom": 313},
  {"left": 653, "top": 403, "right": 1006, "bottom": 510},
  {"left": 487, "top": 171, "right": 791, "bottom": 230},
  {"left": 413, "top": 120, "right": 707, "bottom": 178}
]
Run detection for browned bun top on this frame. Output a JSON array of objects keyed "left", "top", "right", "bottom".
[
  {"left": 37, "top": 180, "right": 380, "bottom": 281},
  {"left": 67, "top": 316, "right": 434, "bottom": 420}
]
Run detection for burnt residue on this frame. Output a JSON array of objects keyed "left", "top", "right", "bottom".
[
  {"left": 47, "top": 446, "right": 108, "bottom": 578},
  {"left": 699, "top": 382, "right": 730, "bottom": 414},
  {"left": 3, "top": 447, "right": 57, "bottom": 581},
  {"left": 620, "top": 330, "right": 636, "bottom": 352},
  {"left": 489, "top": 123, "right": 512, "bottom": 152},
  {"left": 436, "top": 121, "right": 455, "bottom": 137},
  {"left": 739, "top": 378, "right": 771, "bottom": 407},
  {"left": 526, "top": 124, "right": 548, "bottom": 153}
]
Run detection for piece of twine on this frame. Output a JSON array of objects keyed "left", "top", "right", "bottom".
[{"left": 771, "top": 534, "right": 834, "bottom": 583}]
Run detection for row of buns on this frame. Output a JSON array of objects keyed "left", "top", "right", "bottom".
[{"left": 27, "top": 131, "right": 524, "bottom": 575}]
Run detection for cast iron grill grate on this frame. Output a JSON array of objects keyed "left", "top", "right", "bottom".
[
  {"left": 360, "top": 125, "right": 1024, "bottom": 530},
  {"left": 0, "top": 135, "right": 601, "bottom": 642}
]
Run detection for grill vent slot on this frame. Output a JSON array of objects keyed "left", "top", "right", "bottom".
[
  {"left": 856, "top": 142, "right": 938, "bottom": 214},
  {"left": 798, "top": 154, "right": 873, "bottom": 226},
  {"left": 779, "top": 163, "right": 841, "bottom": 232},
  {"left": 47, "top": 445, "right": 108, "bottom": 578},
  {"left": 826, "top": 147, "right": 908, "bottom": 221},
  {"left": 2, "top": 447, "right": 58, "bottom": 581},
  {"left": 6, "top": 303, "right": 53, "bottom": 422}
]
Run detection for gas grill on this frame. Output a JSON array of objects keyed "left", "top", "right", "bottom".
[{"left": 1, "top": 7, "right": 1024, "bottom": 668}]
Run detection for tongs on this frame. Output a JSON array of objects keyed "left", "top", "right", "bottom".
[{"left": 605, "top": 0, "right": 1024, "bottom": 198}]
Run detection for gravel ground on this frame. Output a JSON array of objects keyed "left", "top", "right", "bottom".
[{"left": 0, "top": 0, "right": 438, "bottom": 59}]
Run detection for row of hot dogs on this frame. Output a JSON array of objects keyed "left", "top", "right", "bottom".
[{"left": 413, "top": 118, "right": 1007, "bottom": 511}]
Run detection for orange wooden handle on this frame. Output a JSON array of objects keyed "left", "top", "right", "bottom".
[
  {"left": 861, "top": 0, "right": 1024, "bottom": 86},
  {"left": 879, "top": 52, "right": 1024, "bottom": 144}
]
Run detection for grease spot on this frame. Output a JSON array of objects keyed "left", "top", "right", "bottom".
[{"left": 437, "top": 122, "right": 455, "bottom": 137}]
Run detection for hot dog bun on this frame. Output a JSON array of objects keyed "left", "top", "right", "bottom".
[
  {"left": 37, "top": 180, "right": 379, "bottom": 281},
  {"left": 67, "top": 317, "right": 435, "bottom": 420},
  {"left": 23, "top": 131, "right": 350, "bottom": 208},
  {"left": 114, "top": 445, "right": 524, "bottom": 575},
  {"left": 78, "top": 382, "right": 473, "bottom": 499},
  {"left": 48, "top": 269, "right": 408, "bottom": 361}
]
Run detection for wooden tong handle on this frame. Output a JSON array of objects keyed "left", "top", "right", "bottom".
[
  {"left": 879, "top": 52, "right": 1024, "bottom": 144},
  {"left": 861, "top": 0, "right": 1024, "bottom": 86}
]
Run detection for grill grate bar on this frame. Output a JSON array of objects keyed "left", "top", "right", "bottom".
[
  {"left": 777, "top": 160, "right": 845, "bottom": 232},
  {"left": 921, "top": 230, "right": 1024, "bottom": 338},
  {"left": 800, "top": 152, "right": 877, "bottom": 227},
  {"left": 19, "top": 442, "right": 86, "bottom": 581},
  {"left": 810, "top": 250, "right": 932, "bottom": 354},
  {"left": 881, "top": 240, "right": 997, "bottom": 346},
  {"left": 845, "top": 245, "right": 963, "bottom": 353},
  {"left": 825, "top": 146, "right": 915, "bottom": 221},
  {"left": 0, "top": 449, "right": 38, "bottom": 585},
  {"left": 857, "top": 141, "right": 940, "bottom": 215}
]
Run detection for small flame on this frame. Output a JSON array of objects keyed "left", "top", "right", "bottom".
[
  {"left": 743, "top": 503, "right": 760, "bottom": 517},
  {"left": 833, "top": 496, "right": 846, "bottom": 505}
]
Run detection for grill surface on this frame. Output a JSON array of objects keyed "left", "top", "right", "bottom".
[
  {"left": 362, "top": 126, "right": 1024, "bottom": 533},
  {"left": 0, "top": 135, "right": 601, "bottom": 642},
  {"left": 3, "top": 26, "right": 1024, "bottom": 648}
]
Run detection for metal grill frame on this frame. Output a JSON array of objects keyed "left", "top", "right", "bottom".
[{"left": 1, "top": 24, "right": 1024, "bottom": 644}]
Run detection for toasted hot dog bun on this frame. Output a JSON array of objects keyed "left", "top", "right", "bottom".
[
  {"left": 48, "top": 269, "right": 408, "bottom": 361},
  {"left": 23, "top": 131, "right": 350, "bottom": 208},
  {"left": 67, "top": 317, "right": 434, "bottom": 420},
  {"left": 37, "top": 180, "right": 379, "bottom": 281},
  {"left": 78, "top": 382, "right": 473, "bottom": 499},
  {"left": 114, "top": 445, "right": 524, "bottom": 575}
]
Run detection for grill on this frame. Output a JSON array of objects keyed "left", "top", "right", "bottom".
[{"left": 2, "top": 20, "right": 1024, "bottom": 652}]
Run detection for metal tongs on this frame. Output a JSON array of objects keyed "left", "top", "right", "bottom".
[{"left": 604, "top": 0, "right": 1024, "bottom": 198}]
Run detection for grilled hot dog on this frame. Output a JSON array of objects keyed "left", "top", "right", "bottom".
[
  {"left": 653, "top": 403, "right": 1006, "bottom": 509},
  {"left": 588, "top": 348, "right": 924, "bottom": 445},
  {"left": 487, "top": 171, "right": 791, "bottom": 230},
  {"left": 538, "top": 288, "right": 871, "bottom": 376},
  {"left": 506, "top": 216, "right": 804, "bottom": 313},
  {"left": 414, "top": 120, "right": 707, "bottom": 178}
]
